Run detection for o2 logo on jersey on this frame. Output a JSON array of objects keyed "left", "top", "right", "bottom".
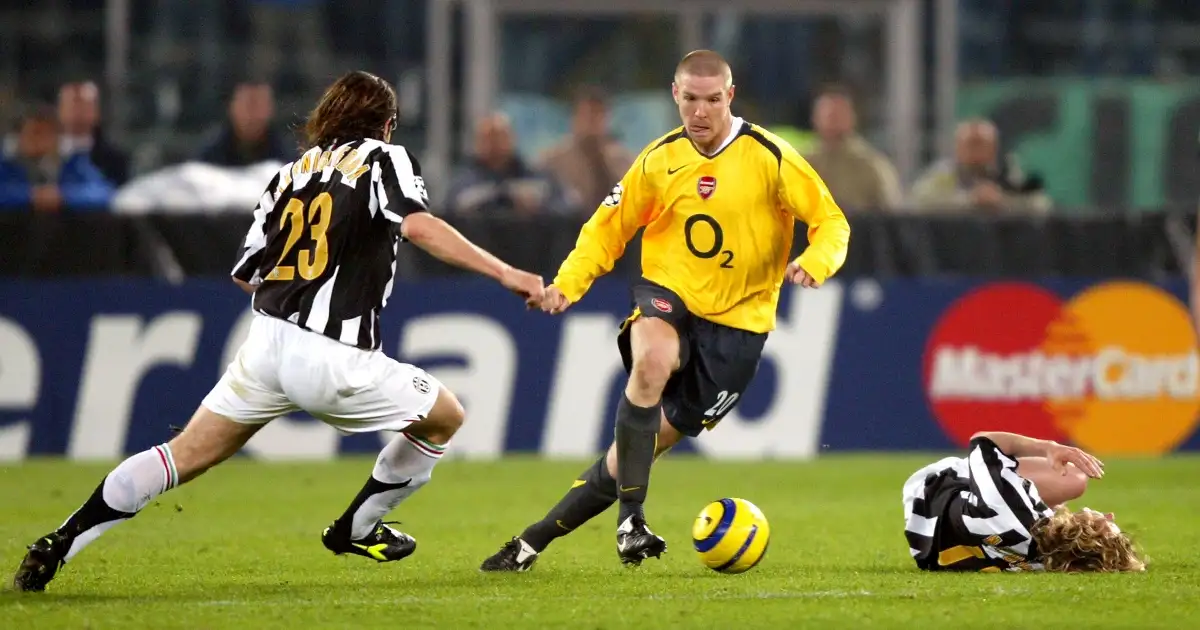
[
  {"left": 697, "top": 176, "right": 717, "bottom": 200},
  {"left": 603, "top": 184, "right": 623, "bottom": 208}
]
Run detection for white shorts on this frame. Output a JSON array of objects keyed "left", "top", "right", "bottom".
[{"left": 202, "top": 314, "right": 441, "bottom": 434}]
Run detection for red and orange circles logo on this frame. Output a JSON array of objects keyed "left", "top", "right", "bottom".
[{"left": 923, "top": 281, "right": 1200, "bottom": 455}]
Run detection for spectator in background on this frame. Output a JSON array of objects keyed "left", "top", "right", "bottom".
[
  {"left": 58, "top": 81, "right": 130, "bottom": 186},
  {"left": 536, "top": 86, "right": 635, "bottom": 212},
  {"left": 0, "top": 106, "right": 115, "bottom": 212},
  {"left": 446, "top": 113, "right": 572, "bottom": 217},
  {"left": 196, "top": 81, "right": 291, "bottom": 167},
  {"left": 909, "top": 119, "right": 1051, "bottom": 214},
  {"left": 803, "top": 86, "right": 903, "bottom": 212}
]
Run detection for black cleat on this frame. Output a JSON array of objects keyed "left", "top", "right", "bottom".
[
  {"left": 12, "top": 532, "right": 69, "bottom": 592},
  {"left": 616, "top": 515, "right": 666, "bottom": 566},
  {"left": 479, "top": 537, "right": 539, "bottom": 572},
  {"left": 322, "top": 520, "right": 416, "bottom": 563}
]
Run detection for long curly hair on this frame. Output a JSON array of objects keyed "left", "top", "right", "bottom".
[
  {"left": 303, "top": 71, "right": 397, "bottom": 150},
  {"left": 1031, "top": 507, "right": 1145, "bottom": 573}
]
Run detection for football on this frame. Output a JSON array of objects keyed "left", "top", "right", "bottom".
[{"left": 691, "top": 498, "right": 771, "bottom": 573}]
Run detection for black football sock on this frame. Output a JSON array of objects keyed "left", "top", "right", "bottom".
[
  {"left": 520, "top": 456, "right": 617, "bottom": 552},
  {"left": 615, "top": 393, "right": 660, "bottom": 524}
]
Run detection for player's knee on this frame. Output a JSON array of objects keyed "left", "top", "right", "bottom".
[
  {"left": 1060, "top": 466, "right": 1089, "bottom": 502},
  {"left": 411, "top": 386, "right": 464, "bottom": 443},
  {"left": 1040, "top": 465, "right": 1089, "bottom": 507},
  {"left": 629, "top": 349, "right": 674, "bottom": 394}
]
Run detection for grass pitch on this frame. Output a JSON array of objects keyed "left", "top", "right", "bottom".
[{"left": 2, "top": 454, "right": 1198, "bottom": 629}]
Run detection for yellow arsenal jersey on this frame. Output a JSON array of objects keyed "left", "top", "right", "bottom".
[{"left": 552, "top": 118, "right": 851, "bottom": 333}]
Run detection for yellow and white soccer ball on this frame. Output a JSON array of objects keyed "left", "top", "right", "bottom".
[{"left": 691, "top": 498, "right": 770, "bottom": 574}]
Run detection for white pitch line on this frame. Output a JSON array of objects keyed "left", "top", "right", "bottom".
[{"left": 194, "top": 590, "right": 878, "bottom": 607}]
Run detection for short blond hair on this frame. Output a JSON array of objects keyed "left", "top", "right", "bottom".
[
  {"left": 1032, "top": 507, "right": 1146, "bottom": 573},
  {"left": 675, "top": 50, "right": 733, "bottom": 88}
]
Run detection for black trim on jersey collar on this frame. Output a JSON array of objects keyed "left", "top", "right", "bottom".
[
  {"left": 652, "top": 129, "right": 687, "bottom": 152},
  {"left": 642, "top": 122, "right": 781, "bottom": 177},
  {"left": 741, "top": 125, "right": 783, "bottom": 165},
  {"left": 644, "top": 129, "right": 687, "bottom": 177},
  {"left": 680, "top": 125, "right": 741, "bottom": 160},
  {"left": 676, "top": 122, "right": 782, "bottom": 164}
]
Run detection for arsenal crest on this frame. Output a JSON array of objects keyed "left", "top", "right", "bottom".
[{"left": 697, "top": 176, "right": 717, "bottom": 200}]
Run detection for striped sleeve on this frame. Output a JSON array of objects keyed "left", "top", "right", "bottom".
[
  {"left": 960, "top": 437, "right": 1052, "bottom": 556},
  {"left": 231, "top": 170, "right": 284, "bottom": 283},
  {"left": 374, "top": 145, "right": 429, "bottom": 224}
]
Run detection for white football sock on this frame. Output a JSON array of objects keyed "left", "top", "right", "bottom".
[
  {"left": 62, "top": 444, "right": 178, "bottom": 561},
  {"left": 349, "top": 433, "right": 447, "bottom": 540}
]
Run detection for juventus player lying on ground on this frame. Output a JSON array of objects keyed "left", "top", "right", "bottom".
[
  {"left": 12, "top": 71, "right": 545, "bottom": 592},
  {"left": 904, "top": 431, "right": 1145, "bottom": 573},
  {"left": 481, "top": 50, "right": 850, "bottom": 571}
]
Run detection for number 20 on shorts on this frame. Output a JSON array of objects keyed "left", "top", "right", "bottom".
[
  {"left": 266, "top": 192, "right": 333, "bottom": 281},
  {"left": 705, "top": 391, "right": 740, "bottom": 418}
]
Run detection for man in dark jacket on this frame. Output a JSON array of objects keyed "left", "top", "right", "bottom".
[
  {"left": 445, "top": 113, "right": 572, "bottom": 217},
  {"left": 196, "top": 81, "right": 292, "bottom": 167},
  {"left": 58, "top": 81, "right": 131, "bottom": 186}
]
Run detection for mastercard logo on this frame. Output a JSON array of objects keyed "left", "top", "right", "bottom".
[{"left": 923, "top": 281, "right": 1200, "bottom": 455}]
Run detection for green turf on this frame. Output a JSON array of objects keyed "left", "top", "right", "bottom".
[{"left": 2, "top": 454, "right": 1197, "bottom": 628}]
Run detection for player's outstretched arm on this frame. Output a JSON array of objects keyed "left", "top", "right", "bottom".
[
  {"left": 776, "top": 143, "right": 851, "bottom": 288},
  {"left": 402, "top": 212, "right": 545, "bottom": 304},
  {"left": 970, "top": 431, "right": 1104, "bottom": 479},
  {"left": 552, "top": 147, "right": 660, "bottom": 308}
]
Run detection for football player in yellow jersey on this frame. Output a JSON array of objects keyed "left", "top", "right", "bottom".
[{"left": 481, "top": 50, "right": 850, "bottom": 572}]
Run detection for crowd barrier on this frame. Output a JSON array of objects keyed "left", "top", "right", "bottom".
[
  {"left": 2, "top": 274, "right": 1198, "bottom": 461},
  {"left": 0, "top": 210, "right": 1194, "bottom": 280}
]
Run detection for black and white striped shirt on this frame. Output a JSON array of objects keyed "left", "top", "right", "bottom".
[
  {"left": 902, "top": 437, "right": 1055, "bottom": 572},
  {"left": 231, "top": 139, "right": 428, "bottom": 351}
]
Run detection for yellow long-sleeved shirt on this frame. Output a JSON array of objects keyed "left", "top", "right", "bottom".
[{"left": 553, "top": 118, "right": 850, "bottom": 333}]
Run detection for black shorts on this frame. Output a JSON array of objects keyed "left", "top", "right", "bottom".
[{"left": 616, "top": 282, "right": 768, "bottom": 438}]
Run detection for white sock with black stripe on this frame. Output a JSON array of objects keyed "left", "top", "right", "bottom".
[
  {"left": 345, "top": 433, "right": 448, "bottom": 540},
  {"left": 58, "top": 444, "right": 178, "bottom": 562}
]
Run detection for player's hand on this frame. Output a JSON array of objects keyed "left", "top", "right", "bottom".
[
  {"left": 540, "top": 285, "right": 571, "bottom": 315},
  {"left": 785, "top": 262, "right": 820, "bottom": 288},
  {"left": 1045, "top": 441, "right": 1105, "bottom": 479},
  {"left": 500, "top": 266, "right": 545, "bottom": 307}
]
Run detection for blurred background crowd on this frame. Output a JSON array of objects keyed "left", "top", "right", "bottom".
[{"left": 4, "top": 0, "right": 1199, "bottom": 224}]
